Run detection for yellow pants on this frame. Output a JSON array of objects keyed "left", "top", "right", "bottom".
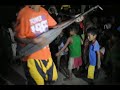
[
  {"left": 87, "top": 65, "right": 95, "bottom": 79},
  {"left": 27, "top": 57, "right": 58, "bottom": 85}
]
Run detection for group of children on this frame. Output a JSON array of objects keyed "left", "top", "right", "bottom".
[
  {"left": 46, "top": 6, "right": 102, "bottom": 83},
  {"left": 13, "top": 5, "right": 102, "bottom": 85},
  {"left": 1, "top": 5, "right": 120, "bottom": 85},
  {"left": 54, "top": 22, "right": 101, "bottom": 84}
]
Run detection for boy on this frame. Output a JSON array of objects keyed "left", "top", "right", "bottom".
[
  {"left": 87, "top": 27, "right": 100, "bottom": 84},
  {"left": 56, "top": 31, "right": 68, "bottom": 71},
  {"left": 15, "top": 5, "right": 58, "bottom": 85},
  {"left": 56, "top": 23, "right": 83, "bottom": 80}
]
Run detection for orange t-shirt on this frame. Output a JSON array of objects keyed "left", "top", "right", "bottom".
[{"left": 15, "top": 6, "right": 57, "bottom": 61}]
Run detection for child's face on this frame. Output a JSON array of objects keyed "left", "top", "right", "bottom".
[{"left": 87, "top": 33, "right": 96, "bottom": 41}]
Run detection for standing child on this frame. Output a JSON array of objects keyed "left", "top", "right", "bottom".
[
  {"left": 87, "top": 27, "right": 101, "bottom": 84},
  {"left": 15, "top": 5, "right": 58, "bottom": 85},
  {"left": 56, "top": 31, "right": 68, "bottom": 71},
  {"left": 56, "top": 23, "right": 83, "bottom": 80}
]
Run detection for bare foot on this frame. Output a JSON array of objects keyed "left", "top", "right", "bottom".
[{"left": 63, "top": 77, "right": 72, "bottom": 81}]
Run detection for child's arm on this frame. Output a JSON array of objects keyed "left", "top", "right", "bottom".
[
  {"left": 81, "top": 38, "right": 83, "bottom": 45},
  {"left": 65, "top": 47, "right": 68, "bottom": 52},
  {"left": 96, "top": 51, "right": 101, "bottom": 69},
  {"left": 56, "top": 37, "right": 71, "bottom": 56}
]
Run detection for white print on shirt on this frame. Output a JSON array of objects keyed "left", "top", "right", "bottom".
[{"left": 29, "top": 15, "right": 48, "bottom": 36}]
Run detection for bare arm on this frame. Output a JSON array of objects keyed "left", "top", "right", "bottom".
[
  {"left": 56, "top": 37, "right": 71, "bottom": 56},
  {"left": 15, "top": 37, "right": 32, "bottom": 44},
  {"left": 16, "top": 36, "right": 46, "bottom": 45},
  {"left": 96, "top": 51, "right": 101, "bottom": 69},
  {"left": 81, "top": 38, "right": 83, "bottom": 45}
]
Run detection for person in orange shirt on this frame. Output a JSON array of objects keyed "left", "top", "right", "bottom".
[{"left": 15, "top": 5, "right": 58, "bottom": 85}]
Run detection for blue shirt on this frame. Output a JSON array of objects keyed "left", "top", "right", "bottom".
[{"left": 89, "top": 40, "right": 100, "bottom": 66}]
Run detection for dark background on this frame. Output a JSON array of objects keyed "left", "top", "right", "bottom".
[
  {"left": 0, "top": 5, "right": 120, "bottom": 85},
  {"left": 0, "top": 5, "right": 120, "bottom": 27}
]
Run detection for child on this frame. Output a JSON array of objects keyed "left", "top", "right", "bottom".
[
  {"left": 56, "top": 23, "right": 83, "bottom": 80},
  {"left": 15, "top": 5, "right": 58, "bottom": 85},
  {"left": 56, "top": 31, "right": 68, "bottom": 71},
  {"left": 87, "top": 27, "right": 100, "bottom": 84}
]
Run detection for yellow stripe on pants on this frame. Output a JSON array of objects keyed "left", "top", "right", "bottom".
[{"left": 27, "top": 57, "right": 58, "bottom": 85}]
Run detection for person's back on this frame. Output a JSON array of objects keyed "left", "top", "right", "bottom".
[{"left": 69, "top": 35, "right": 81, "bottom": 58}]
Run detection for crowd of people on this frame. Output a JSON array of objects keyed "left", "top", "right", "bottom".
[{"left": 0, "top": 5, "right": 120, "bottom": 85}]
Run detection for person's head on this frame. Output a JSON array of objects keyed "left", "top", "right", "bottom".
[
  {"left": 69, "top": 8, "right": 76, "bottom": 15},
  {"left": 28, "top": 5, "right": 41, "bottom": 12},
  {"left": 57, "top": 15, "right": 62, "bottom": 23},
  {"left": 92, "top": 17, "right": 98, "bottom": 24},
  {"left": 11, "top": 21, "right": 16, "bottom": 30},
  {"left": 49, "top": 8, "right": 56, "bottom": 14},
  {"left": 87, "top": 27, "right": 98, "bottom": 42},
  {"left": 69, "top": 23, "right": 79, "bottom": 36}
]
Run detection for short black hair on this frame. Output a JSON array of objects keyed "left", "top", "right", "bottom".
[
  {"left": 69, "top": 23, "right": 79, "bottom": 34},
  {"left": 87, "top": 27, "right": 98, "bottom": 36},
  {"left": 57, "top": 15, "right": 62, "bottom": 19}
]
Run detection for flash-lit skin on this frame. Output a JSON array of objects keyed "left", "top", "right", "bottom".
[
  {"left": 56, "top": 30, "right": 76, "bottom": 56},
  {"left": 29, "top": 5, "right": 41, "bottom": 12},
  {"left": 87, "top": 33, "right": 96, "bottom": 42},
  {"left": 87, "top": 33, "right": 101, "bottom": 69}
]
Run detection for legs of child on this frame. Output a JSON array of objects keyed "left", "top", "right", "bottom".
[
  {"left": 57, "top": 55, "right": 61, "bottom": 71},
  {"left": 77, "top": 67, "right": 79, "bottom": 71},
  {"left": 63, "top": 69, "right": 72, "bottom": 81},
  {"left": 63, "top": 57, "right": 73, "bottom": 81},
  {"left": 69, "top": 69, "right": 72, "bottom": 79}
]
